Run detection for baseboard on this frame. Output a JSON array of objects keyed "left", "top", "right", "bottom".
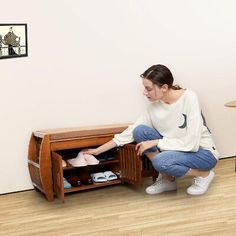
[
  {"left": 0, "top": 188, "right": 34, "bottom": 196},
  {"left": 220, "top": 156, "right": 235, "bottom": 160}
]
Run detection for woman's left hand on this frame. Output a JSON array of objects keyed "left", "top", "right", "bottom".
[{"left": 135, "top": 140, "right": 159, "bottom": 156}]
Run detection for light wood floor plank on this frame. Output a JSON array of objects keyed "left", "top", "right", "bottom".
[{"left": 0, "top": 158, "right": 236, "bottom": 236}]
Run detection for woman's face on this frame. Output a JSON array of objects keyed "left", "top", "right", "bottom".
[{"left": 142, "top": 78, "right": 168, "bottom": 102}]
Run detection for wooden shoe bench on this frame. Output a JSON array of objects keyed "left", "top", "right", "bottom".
[{"left": 28, "top": 124, "right": 157, "bottom": 202}]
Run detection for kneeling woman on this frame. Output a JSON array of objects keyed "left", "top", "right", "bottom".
[{"left": 84, "top": 64, "right": 219, "bottom": 195}]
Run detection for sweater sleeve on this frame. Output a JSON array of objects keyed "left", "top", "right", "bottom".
[
  {"left": 112, "top": 111, "right": 152, "bottom": 146},
  {"left": 157, "top": 92, "right": 203, "bottom": 152}
]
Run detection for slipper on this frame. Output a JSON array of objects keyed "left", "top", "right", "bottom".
[
  {"left": 103, "top": 171, "right": 118, "bottom": 181},
  {"left": 62, "top": 159, "right": 67, "bottom": 167},
  {"left": 105, "top": 151, "right": 116, "bottom": 161},
  {"left": 106, "top": 155, "right": 116, "bottom": 161},
  {"left": 83, "top": 153, "right": 99, "bottom": 165},
  {"left": 67, "top": 152, "right": 87, "bottom": 167},
  {"left": 97, "top": 154, "right": 107, "bottom": 162},
  {"left": 91, "top": 172, "right": 107, "bottom": 183},
  {"left": 63, "top": 177, "right": 72, "bottom": 189},
  {"left": 96, "top": 154, "right": 116, "bottom": 161}
]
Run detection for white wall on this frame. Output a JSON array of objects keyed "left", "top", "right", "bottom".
[{"left": 1, "top": 0, "right": 236, "bottom": 194}]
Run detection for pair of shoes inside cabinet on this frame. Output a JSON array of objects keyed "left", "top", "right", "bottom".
[{"left": 64, "top": 170, "right": 93, "bottom": 187}]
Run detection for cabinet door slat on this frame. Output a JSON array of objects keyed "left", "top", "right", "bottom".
[{"left": 119, "top": 144, "right": 142, "bottom": 184}]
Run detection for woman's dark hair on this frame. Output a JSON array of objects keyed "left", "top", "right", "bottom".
[{"left": 140, "top": 64, "right": 181, "bottom": 90}]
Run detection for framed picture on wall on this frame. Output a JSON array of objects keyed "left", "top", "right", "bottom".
[{"left": 0, "top": 23, "right": 28, "bottom": 59}]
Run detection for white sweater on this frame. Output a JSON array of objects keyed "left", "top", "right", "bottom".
[{"left": 113, "top": 89, "right": 219, "bottom": 159}]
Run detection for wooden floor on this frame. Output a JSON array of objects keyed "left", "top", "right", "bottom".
[{"left": 1, "top": 158, "right": 236, "bottom": 236}]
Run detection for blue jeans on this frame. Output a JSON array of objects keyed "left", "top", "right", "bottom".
[{"left": 133, "top": 125, "right": 217, "bottom": 178}]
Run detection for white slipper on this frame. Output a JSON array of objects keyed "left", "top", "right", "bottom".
[
  {"left": 67, "top": 153, "right": 87, "bottom": 167},
  {"left": 91, "top": 172, "right": 107, "bottom": 183},
  {"left": 83, "top": 153, "right": 99, "bottom": 165},
  {"left": 62, "top": 160, "right": 67, "bottom": 167},
  {"left": 103, "top": 171, "right": 117, "bottom": 181}
]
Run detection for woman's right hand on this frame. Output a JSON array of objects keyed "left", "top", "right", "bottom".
[
  {"left": 82, "top": 140, "right": 117, "bottom": 156},
  {"left": 82, "top": 148, "right": 100, "bottom": 156}
]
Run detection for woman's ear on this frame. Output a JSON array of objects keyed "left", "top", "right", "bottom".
[{"left": 161, "top": 84, "right": 169, "bottom": 92}]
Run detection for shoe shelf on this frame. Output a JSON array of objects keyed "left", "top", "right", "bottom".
[
  {"left": 62, "top": 159, "right": 120, "bottom": 171},
  {"left": 28, "top": 124, "right": 157, "bottom": 203},
  {"left": 64, "top": 179, "right": 122, "bottom": 193}
]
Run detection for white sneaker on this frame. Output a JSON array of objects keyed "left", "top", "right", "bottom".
[
  {"left": 145, "top": 175, "right": 177, "bottom": 195},
  {"left": 187, "top": 170, "right": 215, "bottom": 195}
]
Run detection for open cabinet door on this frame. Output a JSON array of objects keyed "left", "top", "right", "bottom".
[
  {"left": 119, "top": 144, "right": 142, "bottom": 184},
  {"left": 52, "top": 152, "right": 65, "bottom": 203}
]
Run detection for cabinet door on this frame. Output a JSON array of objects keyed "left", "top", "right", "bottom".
[
  {"left": 51, "top": 152, "right": 64, "bottom": 203},
  {"left": 119, "top": 144, "right": 142, "bottom": 184}
]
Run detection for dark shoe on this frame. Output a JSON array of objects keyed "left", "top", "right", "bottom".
[
  {"left": 97, "top": 151, "right": 116, "bottom": 161},
  {"left": 79, "top": 171, "right": 93, "bottom": 185},
  {"left": 65, "top": 173, "right": 82, "bottom": 187}
]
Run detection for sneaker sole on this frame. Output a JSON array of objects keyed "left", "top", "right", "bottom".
[
  {"left": 146, "top": 187, "right": 177, "bottom": 195},
  {"left": 187, "top": 171, "right": 215, "bottom": 195}
]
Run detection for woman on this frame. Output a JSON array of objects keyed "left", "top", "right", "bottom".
[{"left": 85, "top": 64, "right": 219, "bottom": 196}]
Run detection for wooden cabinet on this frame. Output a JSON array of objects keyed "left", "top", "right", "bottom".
[{"left": 28, "top": 124, "right": 157, "bottom": 202}]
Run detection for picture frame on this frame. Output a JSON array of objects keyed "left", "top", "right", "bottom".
[{"left": 0, "top": 23, "right": 28, "bottom": 59}]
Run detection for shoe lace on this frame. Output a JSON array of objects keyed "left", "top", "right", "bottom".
[
  {"left": 192, "top": 177, "right": 204, "bottom": 188},
  {"left": 152, "top": 177, "right": 164, "bottom": 186}
]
